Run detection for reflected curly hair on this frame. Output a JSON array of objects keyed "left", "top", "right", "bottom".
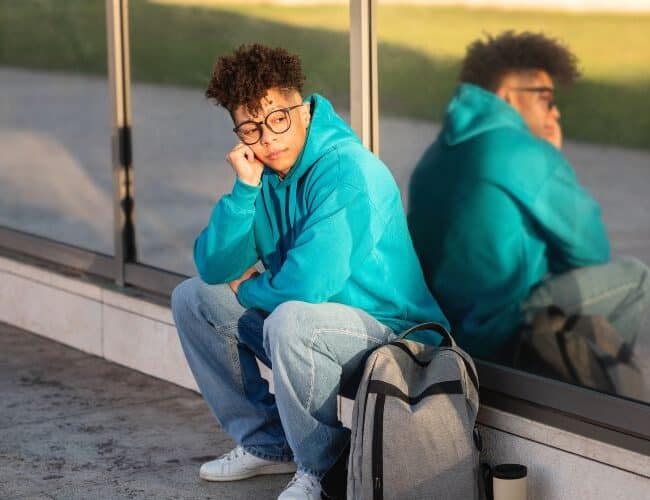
[
  {"left": 459, "top": 31, "right": 580, "bottom": 91},
  {"left": 205, "top": 44, "right": 306, "bottom": 115}
]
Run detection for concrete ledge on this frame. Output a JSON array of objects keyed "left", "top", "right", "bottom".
[
  {"left": 103, "top": 303, "right": 197, "bottom": 391},
  {"left": 0, "top": 255, "right": 195, "bottom": 391},
  {"left": 478, "top": 406, "right": 649, "bottom": 478},
  {"left": 0, "top": 258, "right": 103, "bottom": 356},
  {"left": 1, "top": 255, "right": 648, "bottom": 499},
  {"left": 103, "top": 288, "right": 175, "bottom": 326}
]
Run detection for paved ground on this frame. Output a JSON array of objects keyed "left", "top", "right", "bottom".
[
  {"left": 0, "top": 322, "right": 291, "bottom": 500},
  {"left": 1, "top": 67, "right": 649, "bottom": 277}
]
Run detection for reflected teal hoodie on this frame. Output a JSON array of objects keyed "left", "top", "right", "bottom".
[
  {"left": 408, "top": 84, "right": 609, "bottom": 359},
  {"left": 195, "top": 94, "right": 448, "bottom": 340}
]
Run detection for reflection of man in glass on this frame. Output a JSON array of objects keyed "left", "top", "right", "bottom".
[
  {"left": 171, "top": 44, "right": 447, "bottom": 499},
  {"left": 408, "top": 31, "right": 649, "bottom": 364}
]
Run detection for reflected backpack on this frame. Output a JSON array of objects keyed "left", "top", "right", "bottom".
[
  {"left": 514, "top": 305, "right": 647, "bottom": 401},
  {"left": 347, "top": 322, "right": 483, "bottom": 500}
]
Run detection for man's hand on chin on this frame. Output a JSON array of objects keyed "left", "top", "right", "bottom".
[{"left": 229, "top": 266, "right": 260, "bottom": 295}]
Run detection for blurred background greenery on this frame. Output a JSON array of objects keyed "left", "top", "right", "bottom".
[{"left": 1, "top": 0, "right": 648, "bottom": 149}]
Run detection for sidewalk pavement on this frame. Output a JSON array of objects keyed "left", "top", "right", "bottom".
[{"left": 0, "top": 321, "right": 291, "bottom": 500}]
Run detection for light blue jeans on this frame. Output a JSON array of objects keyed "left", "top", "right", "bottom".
[
  {"left": 171, "top": 277, "right": 395, "bottom": 477},
  {"left": 523, "top": 256, "right": 650, "bottom": 346}
]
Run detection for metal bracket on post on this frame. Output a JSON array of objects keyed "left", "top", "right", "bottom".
[
  {"left": 350, "top": 0, "right": 379, "bottom": 155},
  {"left": 106, "top": 0, "right": 136, "bottom": 286}
]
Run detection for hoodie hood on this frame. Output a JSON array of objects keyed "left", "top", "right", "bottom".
[
  {"left": 270, "top": 93, "right": 361, "bottom": 188},
  {"left": 443, "top": 83, "right": 528, "bottom": 146}
]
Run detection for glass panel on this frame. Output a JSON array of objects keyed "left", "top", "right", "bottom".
[
  {"left": 378, "top": 2, "right": 650, "bottom": 403},
  {"left": 0, "top": 0, "right": 112, "bottom": 254},
  {"left": 129, "top": 0, "right": 350, "bottom": 276}
]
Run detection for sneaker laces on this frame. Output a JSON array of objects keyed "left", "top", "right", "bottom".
[
  {"left": 219, "top": 445, "right": 246, "bottom": 462},
  {"left": 286, "top": 471, "right": 319, "bottom": 492}
]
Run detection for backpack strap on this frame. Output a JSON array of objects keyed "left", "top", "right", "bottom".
[
  {"left": 445, "top": 346, "right": 480, "bottom": 395},
  {"left": 396, "top": 322, "right": 479, "bottom": 394},
  {"left": 398, "top": 321, "right": 455, "bottom": 347}
]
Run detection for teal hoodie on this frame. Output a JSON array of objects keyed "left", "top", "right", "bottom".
[
  {"left": 408, "top": 84, "right": 609, "bottom": 360},
  {"left": 195, "top": 94, "right": 448, "bottom": 341}
]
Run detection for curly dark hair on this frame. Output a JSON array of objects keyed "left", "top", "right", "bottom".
[
  {"left": 459, "top": 31, "right": 580, "bottom": 91},
  {"left": 205, "top": 44, "right": 306, "bottom": 115}
]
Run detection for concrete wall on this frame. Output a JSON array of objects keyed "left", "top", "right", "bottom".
[
  {"left": 1, "top": 254, "right": 648, "bottom": 498},
  {"left": 0, "top": 255, "right": 196, "bottom": 391}
]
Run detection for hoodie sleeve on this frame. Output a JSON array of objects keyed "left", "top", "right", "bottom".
[
  {"left": 527, "top": 151, "right": 610, "bottom": 273},
  {"left": 193, "top": 178, "right": 260, "bottom": 284},
  {"left": 237, "top": 177, "right": 376, "bottom": 312}
]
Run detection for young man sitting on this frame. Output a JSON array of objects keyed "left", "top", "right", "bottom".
[
  {"left": 171, "top": 44, "right": 448, "bottom": 499},
  {"left": 408, "top": 31, "right": 649, "bottom": 363}
]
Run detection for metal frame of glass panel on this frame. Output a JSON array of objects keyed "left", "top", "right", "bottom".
[
  {"left": 107, "top": 0, "right": 136, "bottom": 286},
  {"left": 350, "top": 0, "right": 379, "bottom": 153},
  {"left": 0, "top": 0, "right": 648, "bottom": 457}
]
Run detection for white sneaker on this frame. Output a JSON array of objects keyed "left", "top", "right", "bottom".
[
  {"left": 199, "top": 446, "right": 296, "bottom": 481},
  {"left": 277, "top": 471, "right": 322, "bottom": 500}
]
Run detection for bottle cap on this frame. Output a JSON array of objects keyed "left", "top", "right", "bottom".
[{"left": 493, "top": 464, "right": 527, "bottom": 480}]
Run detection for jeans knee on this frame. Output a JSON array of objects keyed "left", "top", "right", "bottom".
[
  {"left": 618, "top": 256, "right": 650, "bottom": 291},
  {"left": 171, "top": 278, "right": 199, "bottom": 322},
  {"left": 171, "top": 278, "right": 194, "bottom": 315},
  {"left": 263, "top": 301, "right": 312, "bottom": 355},
  {"left": 633, "top": 258, "right": 650, "bottom": 297}
]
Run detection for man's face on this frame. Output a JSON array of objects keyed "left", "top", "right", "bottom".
[
  {"left": 497, "top": 70, "right": 561, "bottom": 146},
  {"left": 232, "top": 87, "right": 311, "bottom": 177}
]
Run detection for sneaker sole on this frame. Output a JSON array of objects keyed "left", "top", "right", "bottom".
[{"left": 200, "top": 462, "right": 297, "bottom": 482}]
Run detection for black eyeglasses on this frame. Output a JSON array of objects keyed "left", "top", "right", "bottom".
[
  {"left": 233, "top": 104, "right": 305, "bottom": 145},
  {"left": 509, "top": 86, "right": 557, "bottom": 111}
]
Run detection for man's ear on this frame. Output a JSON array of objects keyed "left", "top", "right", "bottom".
[
  {"left": 301, "top": 103, "right": 311, "bottom": 128},
  {"left": 494, "top": 73, "right": 514, "bottom": 104}
]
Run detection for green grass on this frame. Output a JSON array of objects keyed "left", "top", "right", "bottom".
[{"left": 1, "top": 0, "right": 649, "bottom": 149}]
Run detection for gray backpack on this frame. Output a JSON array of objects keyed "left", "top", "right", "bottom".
[{"left": 347, "top": 322, "right": 482, "bottom": 500}]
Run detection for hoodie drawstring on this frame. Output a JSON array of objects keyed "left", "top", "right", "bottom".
[
  {"left": 288, "top": 183, "right": 298, "bottom": 250},
  {"left": 262, "top": 179, "right": 283, "bottom": 269}
]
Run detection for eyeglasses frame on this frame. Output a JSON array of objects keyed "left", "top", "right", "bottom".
[
  {"left": 508, "top": 86, "right": 557, "bottom": 111},
  {"left": 233, "top": 103, "right": 306, "bottom": 145}
]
